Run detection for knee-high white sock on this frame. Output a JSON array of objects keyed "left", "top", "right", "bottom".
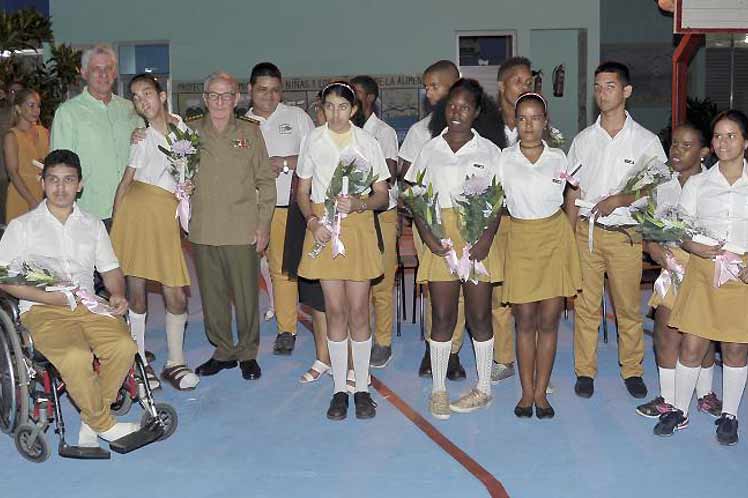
[
  {"left": 695, "top": 365, "right": 715, "bottom": 399},
  {"left": 165, "top": 312, "right": 188, "bottom": 367},
  {"left": 674, "top": 361, "right": 701, "bottom": 416},
  {"left": 722, "top": 365, "right": 748, "bottom": 417},
  {"left": 474, "top": 337, "right": 494, "bottom": 395},
  {"left": 351, "top": 337, "right": 372, "bottom": 393},
  {"left": 327, "top": 338, "right": 348, "bottom": 394},
  {"left": 260, "top": 256, "right": 274, "bottom": 309},
  {"left": 430, "top": 339, "right": 451, "bottom": 394},
  {"left": 659, "top": 367, "right": 676, "bottom": 405},
  {"left": 129, "top": 311, "right": 147, "bottom": 364}
]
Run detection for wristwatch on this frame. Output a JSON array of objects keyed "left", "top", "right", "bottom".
[{"left": 282, "top": 159, "right": 290, "bottom": 174}]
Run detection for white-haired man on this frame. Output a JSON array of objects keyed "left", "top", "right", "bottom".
[{"left": 51, "top": 43, "right": 143, "bottom": 224}]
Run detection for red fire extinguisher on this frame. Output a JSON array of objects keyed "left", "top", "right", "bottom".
[
  {"left": 553, "top": 64, "right": 565, "bottom": 98},
  {"left": 532, "top": 70, "right": 543, "bottom": 93}
]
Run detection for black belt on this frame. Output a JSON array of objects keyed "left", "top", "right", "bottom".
[
  {"left": 582, "top": 219, "right": 638, "bottom": 245},
  {"left": 276, "top": 205, "right": 289, "bottom": 209}
]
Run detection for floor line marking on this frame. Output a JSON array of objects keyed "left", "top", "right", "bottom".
[{"left": 296, "top": 312, "right": 510, "bottom": 498}]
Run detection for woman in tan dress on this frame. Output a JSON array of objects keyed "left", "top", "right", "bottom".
[{"left": 3, "top": 89, "right": 48, "bottom": 221}]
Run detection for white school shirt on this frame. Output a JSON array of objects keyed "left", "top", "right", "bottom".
[
  {"left": 498, "top": 141, "right": 569, "bottom": 220},
  {"left": 504, "top": 125, "right": 519, "bottom": 147},
  {"left": 128, "top": 115, "right": 188, "bottom": 193},
  {"left": 399, "top": 114, "right": 432, "bottom": 163},
  {"left": 653, "top": 167, "right": 706, "bottom": 217},
  {"left": 405, "top": 129, "right": 502, "bottom": 209},
  {"left": 678, "top": 160, "right": 748, "bottom": 250},
  {"left": 0, "top": 201, "right": 120, "bottom": 314},
  {"left": 363, "top": 113, "right": 399, "bottom": 210},
  {"left": 568, "top": 112, "right": 667, "bottom": 226},
  {"left": 246, "top": 102, "right": 315, "bottom": 206},
  {"left": 296, "top": 124, "right": 390, "bottom": 204}
]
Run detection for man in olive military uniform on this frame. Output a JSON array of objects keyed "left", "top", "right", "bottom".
[{"left": 190, "top": 71, "right": 276, "bottom": 381}]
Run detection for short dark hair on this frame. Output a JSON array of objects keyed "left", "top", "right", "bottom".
[
  {"left": 595, "top": 61, "right": 631, "bottom": 86},
  {"left": 129, "top": 73, "right": 164, "bottom": 94},
  {"left": 350, "top": 75, "right": 379, "bottom": 101},
  {"left": 497, "top": 56, "right": 532, "bottom": 81},
  {"left": 250, "top": 62, "right": 282, "bottom": 85},
  {"left": 712, "top": 109, "right": 748, "bottom": 140},
  {"left": 423, "top": 60, "right": 459, "bottom": 80},
  {"left": 674, "top": 122, "right": 707, "bottom": 147},
  {"left": 42, "top": 149, "right": 82, "bottom": 180}
]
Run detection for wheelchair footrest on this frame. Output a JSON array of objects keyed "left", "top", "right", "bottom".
[
  {"left": 58, "top": 444, "right": 111, "bottom": 460},
  {"left": 108, "top": 421, "right": 164, "bottom": 454}
]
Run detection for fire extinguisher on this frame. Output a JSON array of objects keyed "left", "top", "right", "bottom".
[
  {"left": 553, "top": 64, "right": 565, "bottom": 98},
  {"left": 533, "top": 70, "right": 543, "bottom": 93}
]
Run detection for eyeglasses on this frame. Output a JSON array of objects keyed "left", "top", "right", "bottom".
[{"left": 204, "top": 92, "right": 236, "bottom": 103}]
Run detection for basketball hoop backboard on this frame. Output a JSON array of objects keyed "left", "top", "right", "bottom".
[{"left": 675, "top": 0, "right": 748, "bottom": 33}]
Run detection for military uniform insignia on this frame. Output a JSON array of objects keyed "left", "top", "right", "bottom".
[
  {"left": 238, "top": 115, "right": 261, "bottom": 125},
  {"left": 232, "top": 137, "right": 250, "bottom": 149},
  {"left": 184, "top": 109, "right": 205, "bottom": 123}
]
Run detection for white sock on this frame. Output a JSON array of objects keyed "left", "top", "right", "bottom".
[
  {"left": 473, "top": 337, "right": 494, "bottom": 395},
  {"left": 430, "top": 339, "right": 451, "bottom": 394},
  {"left": 722, "top": 365, "right": 748, "bottom": 417},
  {"left": 327, "top": 338, "right": 348, "bottom": 394},
  {"left": 260, "top": 256, "right": 274, "bottom": 309},
  {"left": 695, "top": 365, "right": 714, "bottom": 399},
  {"left": 674, "top": 361, "right": 701, "bottom": 416},
  {"left": 165, "top": 312, "right": 188, "bottom": 367},
  {"left": 659, "top": 367, "right": 675, "bottom": 405},
  {"left": 78, "top": 422, "right": 99, "bottom": 448},
  {"left": 129, "top": 311, "right": 147, "bottom": 364},
  {"left": 351, "top": 337, "right": 372, "bottom": 393}
]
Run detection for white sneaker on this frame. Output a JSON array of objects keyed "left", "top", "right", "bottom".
[
  {"left": 263, "top": 309, "right": 275, "bottom": 321},
  {"left": 99, "top": 422, "right": 140, "bottom": 442},
  {"left": 490, "top": 362, "right": 515, "bottom": 384}
]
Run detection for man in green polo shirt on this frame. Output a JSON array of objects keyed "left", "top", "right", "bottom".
[{"left": 50, "top": 43, "right": 142, "bottom": 222}]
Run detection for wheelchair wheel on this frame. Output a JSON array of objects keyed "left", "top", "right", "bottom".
[
  {"left": 14, "top": 422, "right": 50, "bottom": 463},
  {"left": 110, "top": 388, "right": 133, "bottom": 417},
  {"left": 141, "top": 402, "right": 178, "bottom": 441},
  {"left": 0, "top": 309, "right": 29, "bottom": 434}
]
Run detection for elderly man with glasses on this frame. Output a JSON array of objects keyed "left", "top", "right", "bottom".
[{"left": 188, "top": 71, "right": 276, "bottom": 381}]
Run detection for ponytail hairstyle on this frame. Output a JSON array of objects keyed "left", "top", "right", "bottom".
[
  {"left": 11, "top": 88, "right": 40, "bottom": 127},
  {"left": 429, "top": 78, "right": 506, "bottom": 148}
]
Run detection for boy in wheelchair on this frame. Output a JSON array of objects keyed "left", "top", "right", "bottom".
[{"left": 0, "top": 149, "right": 141, "bottom": 448}]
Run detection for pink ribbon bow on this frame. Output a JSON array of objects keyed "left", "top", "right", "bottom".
[
  {"left": 556, "top": 170, "right": 579, "bottom": 187},
  {"left": 175, "top": 182, "right": 192, "bottom": 232},
  {"left": 714, "top": 252, "right": 744, "bottom": 288},
  {"left": 653, "top": 253, "right": 685, "bottom": 298},
  {"left": 440, "top": 239, "right": 460, "bottom": 277},
  {"left": 458, "top": 243, "right": 488, "bottom": 284},
  {"left": 75, "top": 290, "right": 115, "bottom": 318},
  {"left": 330, "top": 213, "right": 346, "bottom": 258}
]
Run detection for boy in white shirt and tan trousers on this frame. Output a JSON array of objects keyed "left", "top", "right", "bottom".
[
  {"left": 245, "top": 63, "right": 315, "bottom": 356},
  {"left": 565, "top": 62, "right": 666, "bottom": 399}
]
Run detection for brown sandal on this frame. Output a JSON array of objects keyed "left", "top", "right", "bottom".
[{"left": 160, "top": 365, "right": 199, "bottom": 391}]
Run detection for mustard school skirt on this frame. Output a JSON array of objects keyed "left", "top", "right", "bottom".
[
  {"left": 110, "top": 181, "right": 190, "bottom": 287},
  {"left": 297, "top": 203, "right": 383, "bottom": 282},
  {"left": 502, "top": 210, "right": 581, "bottom": 304},
  {"left": 669, "top": 254, "right": 748, "bottom": 343},
  {"left": 647, "top": 246, "right": 690, "bottom": 311},
  {"left": 416, "top": 208, "right": 503, "bottom": 284}
]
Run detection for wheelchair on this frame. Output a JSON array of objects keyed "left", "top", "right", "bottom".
[{"left": 0, "top": 294, "right": 178, "bottom": 462}]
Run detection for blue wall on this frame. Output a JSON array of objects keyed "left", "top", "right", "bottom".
[{"left": 50, "top": 0, "right": 601, "bottom": 127}]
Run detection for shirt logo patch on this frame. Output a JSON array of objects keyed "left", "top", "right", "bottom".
[
  {"left": 624, "top": 159, "right": 635, "bottom": 165},
  {"left": 472, "top": 163, "right": 485, "bottom": 169},
  {"left": 279, "top": 123, "right": 293, "bottom": 135}
]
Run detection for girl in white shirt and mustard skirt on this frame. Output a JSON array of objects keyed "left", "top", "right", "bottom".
[
  {"left": 405, "top": 79, "right": 504, "bottom": 419},
  {"left": 636, "top": 124, "right": 722, "bottom": 419},
  {"left": 295, "top": 82, "right": 390, "bottom": 421},
  {"left": 654, "top": 110, "right": 748, "bottom": 445},
  {"left": 110, "top": 74, "right": 197, "bottom": 392},
  {"left": 499, "top": 93, "right": 581, "bottom": 419}
]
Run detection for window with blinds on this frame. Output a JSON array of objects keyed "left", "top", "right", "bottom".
[{"left": 705, "top": 47, "right": 748, "bottom": 111}]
